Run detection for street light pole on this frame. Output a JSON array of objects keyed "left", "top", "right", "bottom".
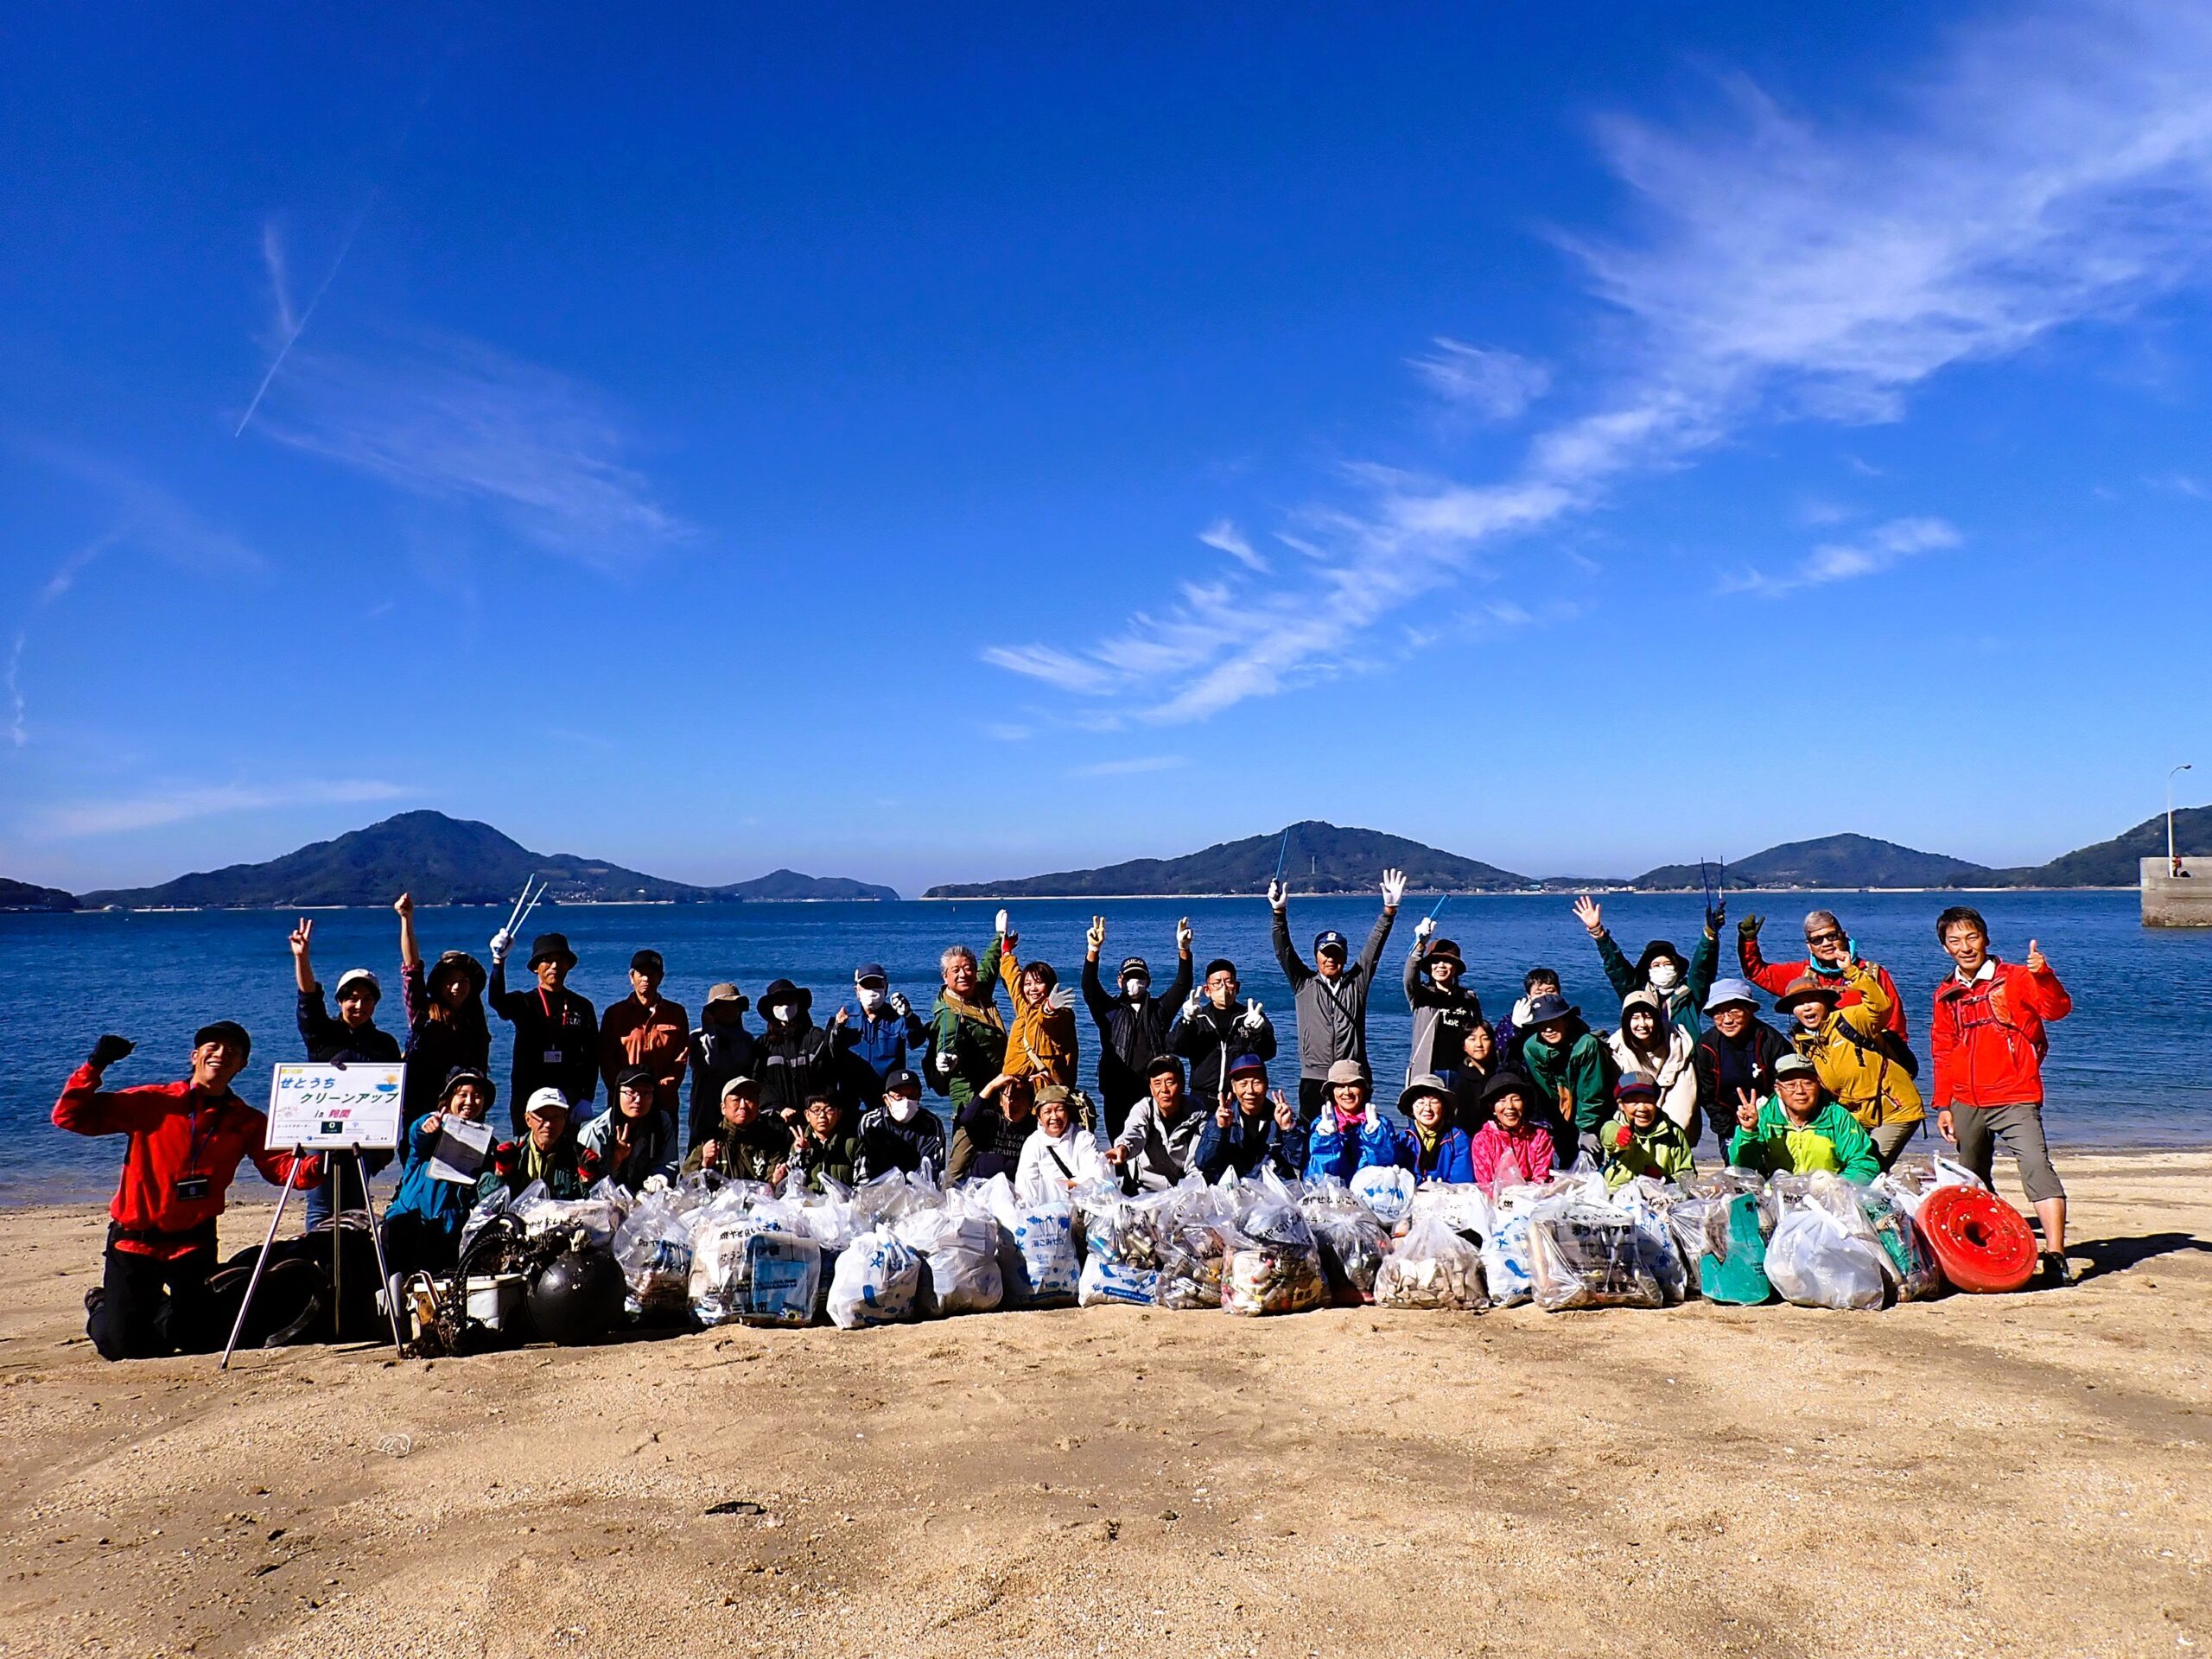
[{"left": 2171, "top": 763, "right": 2195, "bottom": 870}]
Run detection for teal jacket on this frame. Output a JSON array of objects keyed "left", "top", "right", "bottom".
[
  {"left": 1594, "top": 929, "right": 1719, "bottom": 1039},
  {"left": 1520, "top": 1024, "right": 1614, "bottom": 1132},
  {"left": 1599, "top": 1114, "right": 1697, "bottom": 1190},
  {"left": 1726, "top": 1096, "right": 1880, "bottom": 1184}
]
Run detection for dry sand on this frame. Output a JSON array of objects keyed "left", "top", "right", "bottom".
[{"left": 1, "top": 1153, "right": 2207, "bottom": 1658}]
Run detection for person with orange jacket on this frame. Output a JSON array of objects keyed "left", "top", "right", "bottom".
[
  {"left": 1738, "top": 908, "right": 1911, "bottom": 1043},
  {"left": 1929, "top": 906, "right": 2075, "bottom": 1287},
  {"left": 599, "top": 949, "right": 688, "bottom": 1122},
  {"left": 995, "top": 913, "right": 1080, "bottom": 1090},
  {"left": 54, "top": 1024, "right": 321, "bottom": 1360}
]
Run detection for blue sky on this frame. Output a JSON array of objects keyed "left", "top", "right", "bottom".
[{"left": 4, "top": 2, "right": 2210, "bottom": 896}]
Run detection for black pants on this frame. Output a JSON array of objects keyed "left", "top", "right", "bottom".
[
  {"left": 91, "top": 1236, "right": 219, "bottom": 1361},
  {"left": 1299, "top": 1077, "right": 1331, "bottom": 1124}
]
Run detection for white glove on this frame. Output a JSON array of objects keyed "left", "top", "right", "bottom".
[
  {"left": 889, "top": 990, "right": 912, "bottom": 1019},
  {"left": 642, "top": 1173, "right": 669, "bottom": 1196},
  {"left": 1414, "top": 915, "right": 1434, "bottom": 944},
  {"left": 1046, "top": 984, "right": 1076, "bottom": 1013},
  {"left": 489, "top": 929, "right": 514, "bottom": 964},
  {"left": 1380, "top": 868, "right": 1408, "bottom": 910},
  {"left": 1175, "top": 916, "right": 1193, "bottom": 953},
  {"left": 1267, "top": 879, "right": 1287, "bottom": 912},
  {"left": 995, "top": 908, "right": 1009, "bottom": 937},
  {"left": 934, "top": 1050, "right": 956, "bottom": 1077},
  {"left": 1363, "top": 1103, "right": 1381, "bottom": 1131},
  {"left": 1180, "top": 988, "right": 1204, "bottom": 1020},
  {"left": 1239, "top": 997, "right": 1265, "bottom": 1033}
]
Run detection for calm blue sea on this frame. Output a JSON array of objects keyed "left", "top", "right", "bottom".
[{"left": 4, "top": 890, "right": 2205, "bottom": 1203}]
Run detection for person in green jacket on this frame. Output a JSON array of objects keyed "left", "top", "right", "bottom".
[
  {"left": 925, "top": 935, "right": 1009, "bottom": 1179},
  {"left": 1599, "top": 1073, "right": 1697, "bottom": 1190},
  {"left": 1571, "top": 894, "right": 1720, "bottom": 1038},
  {"left": 788, "top": 1092, "right": 861, "bottom": 1192},
  {"left": 1725, "top": 1053, "right": 1880, "bottom": 1183},
  {"left": 1517, "top": 993, "right": 1613, "bottom": 1160}
]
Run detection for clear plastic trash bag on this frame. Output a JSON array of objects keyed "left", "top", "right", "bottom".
[
  {"left": 1350, "top": 1165, "right": 1415, "bottom": 1227},
  {"left": 1374, "top": 1214, "right": 1488, "bottom": 1311},
  {"left": 1529, "top": 1205, "right": 1665, "bottom": 1312},
  {"left": 894, "top": 1210, "right": 1003, "bottom": 1317},
  {"left": 738, "top": 1232, "right": 823, "bottom": 1326},
  {"left": 612, "top": 1188, "right": 695, "bottom": 1319}
]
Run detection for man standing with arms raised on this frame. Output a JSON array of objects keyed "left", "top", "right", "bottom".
[
  {"left": 1082, "top": 912, "right": 1194, "bottom": 1137},
  {"left": 1271, "top": 869, "right": 1404, "bottom": 1122},
  {"left": 486, "top": 927, "right": 598, "bottom": 1132}
]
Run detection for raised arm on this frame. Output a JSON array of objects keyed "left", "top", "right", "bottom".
[
  {"left": 1270, "top": 900, "right": 1312, "bottom": 991},
  {"left": 289, "top": 917, "right": 317, "bottom": 995},
  {"left": 1080, "top": 920, "right": 1117, "bottom": 1025}
]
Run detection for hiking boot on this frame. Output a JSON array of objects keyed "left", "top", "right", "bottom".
[
  {"left": 2040, "top": 1250, "right": 2076, "bottom": 1288},
  {"left": 84, "top": 1287, "right": 104, "bottom": 1317}
]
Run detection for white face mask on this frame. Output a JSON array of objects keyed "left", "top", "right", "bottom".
[
  {"left": 857, "top": 986, "right": 886, "bottom": 1013},
  {"left": 887, "top": 1094, "right": 918, "bottom": 1122},
  {"left": 772, "top": 1003, "right": 797, "bottom": 1025},
  {"left": 1123, "top": 978, "right": 1148, "bottom": 1001},
  {"left": 1647, "top": 961, "right": 1681, "bottom": 991}
]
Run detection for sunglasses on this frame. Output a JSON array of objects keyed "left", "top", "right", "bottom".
[{"left": 1806, "top": 929, "right": 1844, "bottom": 944}]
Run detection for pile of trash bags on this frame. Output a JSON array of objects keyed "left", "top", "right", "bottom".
[{"left": 451, "top": 1147, "right": 1986, "bottom": 1337}]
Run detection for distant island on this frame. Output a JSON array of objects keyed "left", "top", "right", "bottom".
[
  {"left": 8, "top": 805, "right": 2206, "bottom": 912},
  {"left": 67, "top": 810, "right": 899, "bottom": 910}
]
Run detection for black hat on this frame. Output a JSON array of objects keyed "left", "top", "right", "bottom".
[
  {"left": 528, "top": 931, "right": 577, "bottom": 969},
  {"left": 1523, "top": 993, "right": 1580, "bottom": 1027},
  {"left": 1145, "top": 1054, "right": 1184, "bottom": 1081},
  {"left": 614, "top": 1065, "right": 657, "bottom": 1095},
  {"left": 1423, "top": 938, "right": 1465, "bottom": 969},
  {"left": 884, "top": 1067, "right": 922, "bottom": 1095},
  {"left": 193, "top": 1020, "right": 251, "bottom": 1060},
  {"left": 440, "top": 1066, "right": 497, "bottom": 1105},
  {"left": 1636, "top": 939, "right": 1688, "bottom": 977},
  {"left": 1119, "top": 956, "right": 1150, "bottom": 981},
  {"left": 854, "top": 961, "right": 888, "bottom": 985},
  {"left": 629, "top": 949, "right": 664, "bottom": 976},
  {"left": 760, "top": 978, "right": 813, "bottom": 1017},
  {"left": 429, "top": 950, "right": 486, "bottom": 997},
  {"left": 1203, "top": 957, "right": 1237, "bottom": 981},
  {"left": 1480, "top": 1071, "right": 1535, "bottom": 1108}
]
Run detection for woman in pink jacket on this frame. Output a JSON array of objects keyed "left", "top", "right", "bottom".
[{"left": 1467, "top": 1072, "right": 1555, "bottom": 1192}]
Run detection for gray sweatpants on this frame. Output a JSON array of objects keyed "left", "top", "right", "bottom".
[
  {"left": 1951, "top": 1103, "right": 2065, "bottom": 1204},
  {"left": 1870, "top": 1117, "right": 1921, "bottom": 1171}
]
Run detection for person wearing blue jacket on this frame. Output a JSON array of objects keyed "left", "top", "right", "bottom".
[
  {"left": 1389, "top": 1075, "right": 1477, "bottom": 1183},
  {"left": 1300, "top": 1059, "right": 1402, "bottom": 1181},
  {"left": 382, "top": 1067, "right": 497, "bottom": 1276},
  {"left": 1194, "top": 1053, "right": 1306, "bottom": 1181},
  {"left": 830, "top": 962, "right": 931, "bottom": 1109}
]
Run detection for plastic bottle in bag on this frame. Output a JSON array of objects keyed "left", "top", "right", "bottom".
[{"left": 1374, "top": 1215, "right": 1488, "bottom": 1311}]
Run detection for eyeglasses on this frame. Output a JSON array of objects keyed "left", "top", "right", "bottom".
[{"left": 1806, "top": 930, "right": 1844, "bottom": 945}]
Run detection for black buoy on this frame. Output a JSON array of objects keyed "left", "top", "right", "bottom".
[{"left": 526, "top": 1243, "right": 626, "bottom": 1344}]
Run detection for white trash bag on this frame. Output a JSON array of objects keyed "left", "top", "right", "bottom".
[
  {"left": 1764, "top": 1203, "right": 1886, "bottom": 1311},
  {"left": 827, "top": 1225, "right": 923, "bottom": 1329}
]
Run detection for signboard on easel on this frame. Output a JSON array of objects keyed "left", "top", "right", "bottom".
[{"left": 267, "top": 1063, "right": 404, "bottom": 1150}]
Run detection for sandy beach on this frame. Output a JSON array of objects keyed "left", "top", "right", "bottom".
[{"left": 0, "top": 1153, "right": 2206, "bottom": 1658}]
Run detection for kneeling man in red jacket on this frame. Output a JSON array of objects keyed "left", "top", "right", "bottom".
[{"left": 54, "top": 1024, "right": 321, "bottom": 1359}]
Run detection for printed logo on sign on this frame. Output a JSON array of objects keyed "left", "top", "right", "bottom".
[{"left": 319, "top": 1119, "right": 346, "bottom": 1135}]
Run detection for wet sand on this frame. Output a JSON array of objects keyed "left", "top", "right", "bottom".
[{"left": 1, "top": 1152, "right": 2207, "bottom": 1657}]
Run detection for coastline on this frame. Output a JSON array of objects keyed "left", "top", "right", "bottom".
[{"left": 1, "top": 1151, "right": 2206, "bottom": 1656}]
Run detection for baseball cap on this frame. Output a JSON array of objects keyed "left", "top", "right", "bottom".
[
  {"left": 884, "top": 1067, "right": 922, "bottom": 1095},
  {"left": 334, "top": 968, "right": 380, "bottom": 999}
]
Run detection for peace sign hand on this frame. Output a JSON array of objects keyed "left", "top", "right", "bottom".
[
  {"left": 1734, "top": 1087, "right": 1762, "bottom": 1131},
  {"left": 289, "top": 917, "right": 314, "bottom": 957}
]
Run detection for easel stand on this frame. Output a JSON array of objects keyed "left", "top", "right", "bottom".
[{"left": 219, "top": 1145, "right": 404, "bottom": 1370}]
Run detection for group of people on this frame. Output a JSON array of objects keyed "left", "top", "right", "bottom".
[{"left": 54, "top": 872, "right": 2081, "bottom": 1359}]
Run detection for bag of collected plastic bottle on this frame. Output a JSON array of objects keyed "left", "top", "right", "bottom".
[
  {"left": 1219, "top": 1183, "right": 1327, "bottom": 1316},
  {"left": 827, "top": 1224, "right": 922, "bottom": 1329},
  {"left": 850, "top": 1169, "right": 938, "bottom": 1230},
  {"left": 612, "top": 1188, "right": 695, "bottom": 1320},
  {"left": 1764, "top": 1203, "right": 1886, "bottom": 1310},
  {"left": 1152, "top": 1178, "right": 1234, "bottom": 1311},
  {"left": 1609, "top": 1179, "right": 1689, "bottom": 1306},
  {"left": 1073, "top": 1184, "right": 1168, "bottom": 1306},
  {"left": 738, "top": 1231, "right": 823, "bottom": 1326},
  {"left": 1301, "top": 1179, "right": 1392, "bottom": 1304},
  {"left": 1529, "top": 1204, "right": 1665, "bottom": 1312},
  {"left": 1350, "top": 1165, "right": 1415, "bottom": 1227},
  {"left": 509, "top": 1178, "right": 626, "bottom": 1249},
  {"left": 1373, "top": 1214, "right": 1487, "bottom": 1311},
  {"left": 894, "top": 1209, "right": 1003, "bottom": 1317},
  {"left": 1858, "top": 1185, "right": 1941, "bottom": 1301}
]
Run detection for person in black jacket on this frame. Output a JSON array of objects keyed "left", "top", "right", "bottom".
[
  {"left": 855, "top": 1067, "right": 947, "bottom": 1182},
  {"left": 1691, "top": 978, "right": 1791, "bottom": 1148},
  {"left": 1173, "top": 957, "right": 1277, "bottom": 1113},
  {"left": 1080, "top": 914, "right": 1194, "bottom": 1136},
  {"left": 755, "top": 979, "right": 839, "bottom": 1125},
  {"left": 288, "top": 918, "right": 404, "bottom": 1229},
  {"left": 686, "top": 983, "right": 759, "bottom": 1151},
  {"left": 486, "top": 931, "right": 598, "bottom": 1132},
  {"left": 1403, "top": 920, "right": 1486, "bottom": 1082}
]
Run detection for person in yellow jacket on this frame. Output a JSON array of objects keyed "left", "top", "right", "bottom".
[
  {"left": 1774, "top": 963, "right": 1923, "bottom": 1170},
  {"left": 995, "top": 918, "right": 1080, "bottom": 1090}
]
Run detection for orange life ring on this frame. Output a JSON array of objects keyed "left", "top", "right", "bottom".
[{"left": 1916, "top": 1185, "right": 2037, "bottom": 1294}]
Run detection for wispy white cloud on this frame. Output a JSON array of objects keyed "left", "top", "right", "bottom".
[
  {"left": 1406, "top": 339, "right": 1551, "bottom": 420},
  {"left": 985, "top": 2, "right": 2212, "bottom": 722},
  {"left": 1198, "top": 518, "right": 1268, "bottom": 572},
  {"left": 1066, "top": 754, "right": 1188, "bottom": 778},
  {"left": 30, "top": 779, "right": 413, "bottom": 839},
  {"left": 1721, "top": 515, "right": 1961, "bottom": 597}
]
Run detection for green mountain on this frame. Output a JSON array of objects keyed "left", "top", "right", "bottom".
[
  {"left": 77, "top": 810, "right": 897, "bottom": 908},
  {"left": 923, "top": 820, "right": 1529, "bottom": 899},
  {"left": 709, "top": 868, "right": 899, "bottom": 903},
  {"left": 0, "top": 876, "right": 79, "bottom": 912},
  {"left": 1631, "top": 834, "right": 1993, "bottom": 891},
  {"left": 1995, "top": 805, "right": 2212, "bottom": 887}
]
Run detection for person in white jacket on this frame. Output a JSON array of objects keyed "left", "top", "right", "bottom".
[
  {"left": 1606, "top": 989, "right": 1696, "bottom": 1133},
  {"left": 1014, "top": 1084, "right": 1108, "bottom": 1203}
]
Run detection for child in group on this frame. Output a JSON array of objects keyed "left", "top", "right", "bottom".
[
  {"left": 383, "top": 1067, "right": 497, "bottom": 1275},
  {"left": 1494, "top": 967, "right": 1561, "bottom": 1070},
  {"left": 1467, "top": 1073, "right": 1556, "bottom": 1192},
  {"left": 1442, "top": 1021, "right": 1507, "bottom": 1133},
  {"left": 1391, "top": 1075, "right": 1476, "bottom": 1182},
  {"left": 1599, "top": 1073, "right": 1696, "bottom": 1191},
  {"left": 787, "top": 1091, "right": 861, "bottom": 1191}
]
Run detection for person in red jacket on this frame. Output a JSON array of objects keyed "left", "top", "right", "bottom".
[
  {"left": 53, "top": 1023, "right": 321, "bottom": 1360},
  {"left": 1739, "top": 908, "right": 1910, "bottom": 1042},
  {"left": 1929, "top": 906, "right": 2075, "bottom": 1286}
]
